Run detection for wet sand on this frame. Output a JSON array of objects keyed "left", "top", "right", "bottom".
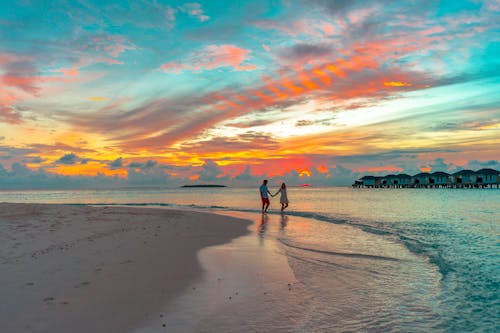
[
  {"left": 0, "top": 203, "right": 251, "bottom": 333},
  {"left": 135, "top": 211, "right": 303, "bottom": 333},
  {"left": 136, "top": 210, "right": 441, "bottom": 333}
]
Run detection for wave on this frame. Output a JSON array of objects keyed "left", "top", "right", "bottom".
[
  {"left": 68, "top": 202, "right": 452, "bottom": 277},
  {"left": 279, "top": 239, "right": 401, "bottom": 262}
]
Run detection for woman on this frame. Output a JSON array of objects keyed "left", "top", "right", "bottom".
[{"left": 273, "top": 182, "right": 289, "bottom": 211}]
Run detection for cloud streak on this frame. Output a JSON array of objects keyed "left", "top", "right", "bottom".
[{"left": 161, "top": 44, "right": 256, "bottom": 73}]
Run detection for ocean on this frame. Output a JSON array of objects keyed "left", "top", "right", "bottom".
[{"left": 1, "top": 187, "right": 498, "bottom": 332}]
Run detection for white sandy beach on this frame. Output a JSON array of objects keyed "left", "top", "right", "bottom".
[{"left": 0, "top": 203, "right": 252, "bottom": 333}]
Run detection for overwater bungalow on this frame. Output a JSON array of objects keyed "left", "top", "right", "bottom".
[
  {"left": 360, "top": 175, "right": 376, "bottom": 187},
  {"left": 430, "top": 171, "right": 450, "bottom": 187},
  {"left": 384, "top": 174, "right": 398, "bottom": 187},
  {"left": 395, "top": 174, "right": 412, "bottom": 187},
  {"left": 353, "top": 168, "right": 499, "bottom": 189},
  {"left": 413, "top": 172, "right": 431, "bottom": 187},
  {"left": 451, "top": 169, "right": 475, "bottom": 187},
  {"left": 475, "top": 168, "right": 500, "bottom": 187}
]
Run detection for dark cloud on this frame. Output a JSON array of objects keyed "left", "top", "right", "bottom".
[
  {"left": 109, "top": 157, "right": 123, "bottom": 169},
  {"left": 295, "top": 120, "right": 314, "bottom": 127},
  {"left": 225, "top": 119, "right": 278, "bottom": 128},
  {"left": 294, "top": 117, "right": 336, "bottom": 127},
  {"left": 277, "top": 43, "right": 332, "bottom": 63},
  {"left": 128, "top": 160, "right": 157, "bottom": 169},
  {"left": 56, "top": 153, "right": 78, "bottom": 165}
]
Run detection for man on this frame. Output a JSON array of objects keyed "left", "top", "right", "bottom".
[{"left": 259, "top": 179, "right": 272, "bottom": 213}]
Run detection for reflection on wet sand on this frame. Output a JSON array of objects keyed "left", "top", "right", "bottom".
[{"left": 280, "top": 213, "right": 288, "bottom": 231}]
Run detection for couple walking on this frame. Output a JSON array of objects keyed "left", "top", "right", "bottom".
[{"left": 259, "top": 179, "right": 289, "bottom": 213}]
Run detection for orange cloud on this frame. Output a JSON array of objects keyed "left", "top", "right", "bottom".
[
  {"left": 88, "top": 97, "right": 107, "bottom": 101},
  {"left": 316, "top": 165, "right": 329, "bottom": 173},
  {"left": 324, "top": 64, "right": 346, "bottom": 78},
  {"left": 298, "top": 169, "right": 311, "bottom": 177},
  {"left": 384, "top": 81, "right": 413, "bottom": 87},
  {"left": 312, "top": 68, "right": 332, "bottom": 85}
]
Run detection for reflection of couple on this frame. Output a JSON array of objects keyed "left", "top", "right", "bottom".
[{"left": 259, "top": 179, "right": 289, "bottom": 213}]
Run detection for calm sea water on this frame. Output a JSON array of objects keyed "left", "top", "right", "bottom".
[{"left": 1, "top": 187, "right": 498, "bottom": 332}]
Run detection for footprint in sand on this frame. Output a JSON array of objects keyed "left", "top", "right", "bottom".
[{"left": 74, "top": 281, "right": 91, "bottom": 288}]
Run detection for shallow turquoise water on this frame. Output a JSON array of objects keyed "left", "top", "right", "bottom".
[{"left": 1, "top": 187, "right": 498, "bottom": 332}]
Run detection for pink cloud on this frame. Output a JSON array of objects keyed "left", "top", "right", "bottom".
[
  {"left": 2, "top": 75, "right": 41, "bottom": 95},
  {"left": 320, "top": 23, "right": 335, "bottom": 36},
  {"left": 161, "top": 44, "right": 257, "bottom": 73},
  {"left": 0, "top": 90, "right": 22, "bottom": 124}
]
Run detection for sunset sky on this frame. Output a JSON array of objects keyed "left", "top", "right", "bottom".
[{"left": 1, "top": 0, "right": 499, "bottom": 188}]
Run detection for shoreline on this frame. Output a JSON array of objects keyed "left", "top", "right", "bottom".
[
  {"left": 1, "top": 203, "right": 446, "bottom": 332},
  {"left": 0, "top": 203, "right": 251, "bottom": 333}
]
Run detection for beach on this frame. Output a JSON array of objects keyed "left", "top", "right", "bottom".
[
  {"left": 1, "top": 187, "right": 498, "bottom": 332},
  {"left": 0, "top": 203, "right": 252, "bottom": 333},
  {"left": 0, "top": 202, "right": 433, "bottom": 333}
]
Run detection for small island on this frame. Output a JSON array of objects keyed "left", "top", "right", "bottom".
[{"left": 182, "top": 184, "right": 227, "bottom": 188}]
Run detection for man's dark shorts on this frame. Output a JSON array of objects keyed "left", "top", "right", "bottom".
[{"left": 261, "top": 197, "right": 270, "bottom": 204}]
